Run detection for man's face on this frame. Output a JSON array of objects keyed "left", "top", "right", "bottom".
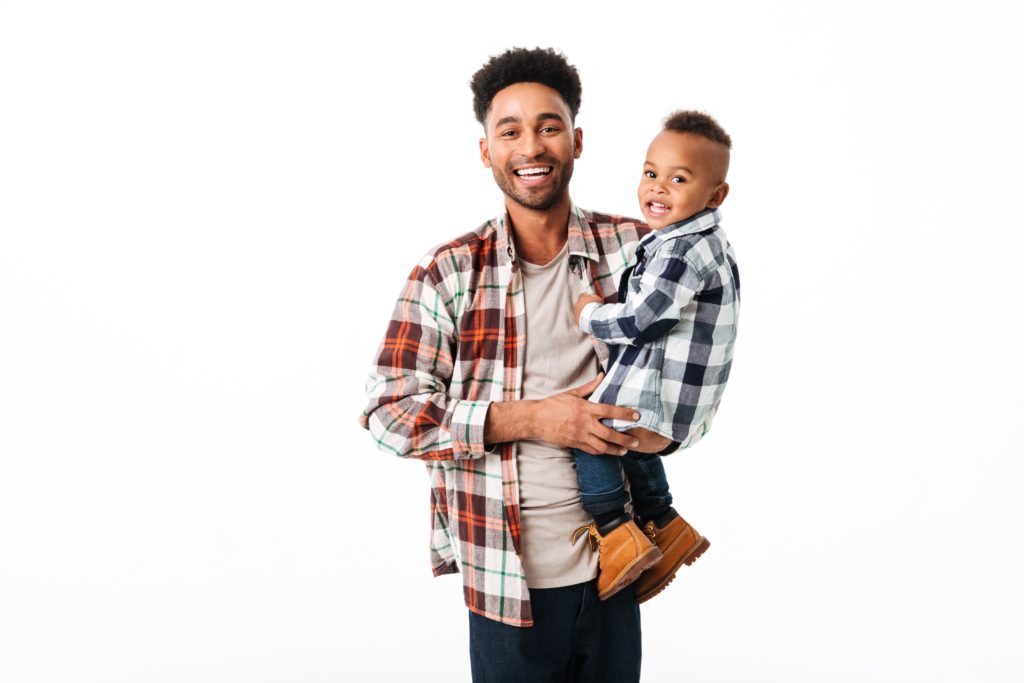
[
  {"left": 638, "top": 130, "right": 730, "bottom": 230},
  {"left": 479, "top": 82, "right": 582, "bottom": 212}
]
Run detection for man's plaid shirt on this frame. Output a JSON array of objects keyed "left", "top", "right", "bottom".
[
  {"left": 579, "top": 208, "right": 740, "bottom": 448},
  {"left": 360, "top": 205, "right": 646, "bottom": 626}
]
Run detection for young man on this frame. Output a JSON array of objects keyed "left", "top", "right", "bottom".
[{"left": 360, "top": 47, "right": 661, "bottom": 682}]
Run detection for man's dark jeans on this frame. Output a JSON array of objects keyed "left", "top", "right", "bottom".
[
  {"left": 468, "top": 580, "right": 641, "bottom": 682},
  {"left": 573, "top": 448, "right": 673, "bottom": 521}
]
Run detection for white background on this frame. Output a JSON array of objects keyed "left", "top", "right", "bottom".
[{"left": 2, "top": 1, "right": 1022, "bottom": 681}]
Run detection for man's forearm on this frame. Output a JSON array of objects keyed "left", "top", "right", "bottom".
[
  {"left": 484, "top": 399, "right": 542, "bottom": 446},
  {"left": 480, "top": 376, "right": 641, "bottom": 456}
]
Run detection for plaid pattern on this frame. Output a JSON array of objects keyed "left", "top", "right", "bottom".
[
  {"left": 579, "top": 208, "right": 740, "bottom": 448},
  {"left": 360, "top": 204, "right": 645, "bottom": 626}
]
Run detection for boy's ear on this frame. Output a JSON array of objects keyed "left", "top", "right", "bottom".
[
  {"left": 707, "top": 182, "right": 730, "bottom": 208},
  {"left": 479, "top": 137, "right": 491, "bottom": 168}
]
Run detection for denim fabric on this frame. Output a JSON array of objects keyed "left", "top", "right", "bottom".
[
  {"left": 574, "top": 449, "right": 673, "bottom": 520},
  {"left": 620, "top": 451, "right": 673, "bottom": 519},
  {"left": 468, "top": 580, "right": 641, "bottom": 683}
]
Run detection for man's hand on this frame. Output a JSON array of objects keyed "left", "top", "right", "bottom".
[
  {"left": 574, "top": 293, "right": 604, "bottom": 326},
  {"left": 538, "top": 374, "right": 641, "bottom": 455},
  {"left": 623, "top": 427, "right": 673, "bottom": 454},
  {"left": 484, "top": 374, "right": 641, "bottom": 456}
]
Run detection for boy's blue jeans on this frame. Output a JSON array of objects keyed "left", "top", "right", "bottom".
[{"left": 572, "top": 448, "right": 673, "bottom": 521}]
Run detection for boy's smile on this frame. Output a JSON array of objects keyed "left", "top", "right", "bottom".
[{"left": 638, "top": 130, "right": 729, "bottom": 230}]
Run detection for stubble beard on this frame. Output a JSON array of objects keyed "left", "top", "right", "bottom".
[{"left": 494, "top": 158, "right": 574, "bottom": 212}]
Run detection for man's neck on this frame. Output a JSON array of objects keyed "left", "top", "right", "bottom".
[{"left": 505, "top": 195, "right": 572, "bottom": 266}]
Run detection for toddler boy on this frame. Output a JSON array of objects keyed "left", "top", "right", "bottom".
[{"left": 571, "top": 111, "right": 740, "bottom": 603}]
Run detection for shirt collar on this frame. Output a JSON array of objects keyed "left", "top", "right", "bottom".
[
  {"left": 496, "top": 200, "right": 599, "bottom": 264},
  {"left": 638, "top": 208, "right": 721, "bottom": 257}
]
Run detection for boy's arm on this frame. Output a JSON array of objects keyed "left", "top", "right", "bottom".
[{"left": 577, "top": 252, "right": 703, "bottom": 346}]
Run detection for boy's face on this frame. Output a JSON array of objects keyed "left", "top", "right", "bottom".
[{"left": 638, "top": 130, "right": 730, "bottom": 230}]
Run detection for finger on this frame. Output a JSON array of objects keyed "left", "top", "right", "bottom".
[
  {"left": 582, "top": 438, "right": 627, "bottom": 457},
  {"left": 590, "top": 402, "right": 641, "bottom": 423},
  {"left": 595, "top": 425, "right": 639, "bottom": 450},
  {"left": 566, "top": 373, "right": 605, "bottom": 398}
]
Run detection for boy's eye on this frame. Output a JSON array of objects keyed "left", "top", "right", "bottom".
[
  {"left": 671, "top": 176, "right": 686, "bottom": 183},
  {"left": 644, "top": 170, "right": 656, "bottom": 178}
]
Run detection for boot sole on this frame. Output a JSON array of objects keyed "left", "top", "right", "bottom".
[
  {"left": 635, "top": 535, "right": 710, "bottom": 604},
  {"left": 597, "top": 545, "right": 663, "bottom": 601}
]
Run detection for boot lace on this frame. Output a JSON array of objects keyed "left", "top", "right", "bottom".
[{"left": 571, "top": 523, "right": 602, "bottom": 552}]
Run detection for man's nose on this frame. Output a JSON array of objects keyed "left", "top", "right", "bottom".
[{"left": 518, "top": 130, "right": 545, "bottom": 157}]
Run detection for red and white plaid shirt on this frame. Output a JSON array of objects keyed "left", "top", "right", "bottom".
[{"left": 360, "top": 204, "right": 646, "bottom": 626}]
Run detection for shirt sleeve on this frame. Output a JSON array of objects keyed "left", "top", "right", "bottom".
[
  {"left": 359, "top": 259, "right": 490, "bottom": 461},
  {"left": 579, "top": 250, "right": 703, "bottom": 347}
]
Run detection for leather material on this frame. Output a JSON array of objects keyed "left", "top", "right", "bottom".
[
  {"left": 574, "top": 520, "right": 663, "bottom": 600},
  {"left": 634, "top": 511, "right": 709, "bottom": 604}
]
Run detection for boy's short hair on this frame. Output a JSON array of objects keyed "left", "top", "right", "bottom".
[
  {"left": 663, "top": 111, "right": 732, "bottom": 149},
  {"left": 470, "top": 47, "right": 582, "bottom": 125}
]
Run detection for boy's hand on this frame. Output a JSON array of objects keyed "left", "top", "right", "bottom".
[{"left": 574, "top": 293, "right": 604, "bottom": 325}]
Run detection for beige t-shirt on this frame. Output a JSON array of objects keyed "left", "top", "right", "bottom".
[{"left": 517, "top": 241, "right": 602, "bottom": 588}]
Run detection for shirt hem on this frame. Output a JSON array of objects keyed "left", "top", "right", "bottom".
[{"left": 525, "top": 566, "right": 598, "bottom": 590}]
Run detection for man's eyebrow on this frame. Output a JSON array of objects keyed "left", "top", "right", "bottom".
[
  {"left": 494, "top": 115, "right": 521, "bottom": 128},
  {"left": 536, "top": 112, "right": 566, "bottom": 124},
  {"left": 494, "top": 112, "right": 566, "bottom": 128}
]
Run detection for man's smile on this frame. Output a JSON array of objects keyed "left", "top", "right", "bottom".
[{"left": 513, "top": 164, "right": 554, "bottom": 185}]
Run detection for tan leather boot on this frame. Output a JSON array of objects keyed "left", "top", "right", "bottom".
[
  {"left": 573, "top": 517, "right": 663, "bottom": 600},
  {"left": 634, "top": 510, "right": 709, "bottom": 604}
]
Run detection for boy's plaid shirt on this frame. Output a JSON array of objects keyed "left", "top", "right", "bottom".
[
  {"left": 360, "top": 205, "right": 646, "bottom": 627},
  {"left": 579, "top": 208, "right": 740, "bottom": 448}
]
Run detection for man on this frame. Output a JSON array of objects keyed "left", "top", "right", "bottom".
[{"left": 360, "top": 47, "right": 667, "bottom": 682}]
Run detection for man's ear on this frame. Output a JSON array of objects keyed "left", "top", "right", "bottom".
[
  {"left": 479, "top": 137, "right": 491, "bottom": 168},
  {"left": 573, "top": 127, "right": 583, "bottom": 159},
  {"left": 707, "top": 182, "right": 730, "bottom": 208}
]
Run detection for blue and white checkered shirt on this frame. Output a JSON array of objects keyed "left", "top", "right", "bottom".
[{"left": 579, "top": 208, "right": 740, "bottom": 449}]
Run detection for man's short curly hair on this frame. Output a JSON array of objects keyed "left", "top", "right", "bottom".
[
  {"left": 470, "top": 47, "right": 582, "bottom": 126},
  {"left": 663, "top": 111, "right": 732, "bottom": 149}
]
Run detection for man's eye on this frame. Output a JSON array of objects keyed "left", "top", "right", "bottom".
[
  {"left": 500, "top": 130, "right": 517, "bottom": 137},
  {"left": 541, "top": 126, "right": 559, "bottom": 133}
]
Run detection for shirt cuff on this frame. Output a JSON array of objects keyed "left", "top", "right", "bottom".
[
  {"left": 449, "top": 399, "right": 491, "bottom": 459},
  {"left": 579, "top": 302, "right": 601, "bottom": 334}
]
